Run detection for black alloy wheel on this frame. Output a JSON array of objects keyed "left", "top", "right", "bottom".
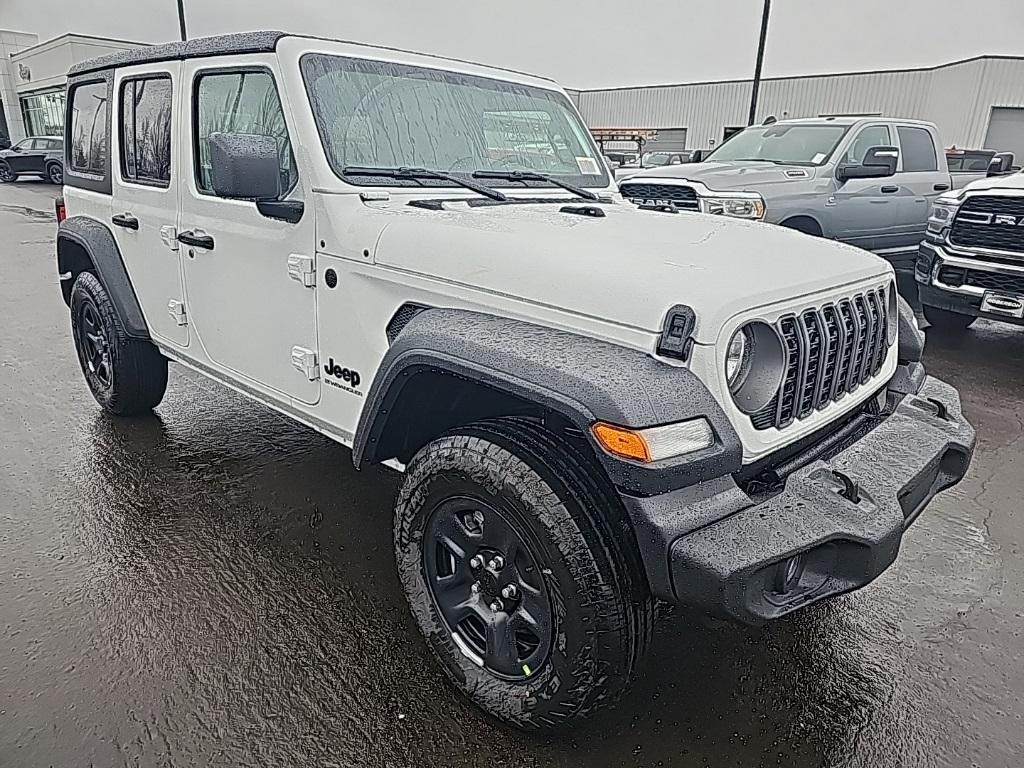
[
  {"left": 78, "top": 298, "right": 113, "bottom": 389},
  {"left": 424, "top": 496, "right": 552, "bottom": 680},
  {"left": 0, "top": 163, "right": 14, "bottom": 182},
  {"left": 48, "top": 163, "right": 63, "bottom": 184}
]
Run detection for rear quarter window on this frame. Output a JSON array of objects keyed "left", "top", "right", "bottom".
[
  {"left": 66, "top": 76, "right": 113, "bottom": 193},
  {"left": 897, "top": 126, "right": 938, "bottom": 172}
]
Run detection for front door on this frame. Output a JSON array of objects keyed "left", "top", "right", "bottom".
[
  {"left": 111, "top": 64, "right": 189, "bottom": 347},
  {"left": 178, "top": 58, "right": 319, "bottom": 405},
  {"left": 8, "top": 138, "right": 45, "bottom": 173},
  {"left": 830, "top": 124, "right": 897, "bottom": 252}
]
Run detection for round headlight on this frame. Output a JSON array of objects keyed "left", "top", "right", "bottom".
[
  {"left": 725, "top": 328, "right": 749, "bottom": 389},
  {"left": 727, "top": 322, "right": 787, "bottom": 414},
  {"left": 886, "top": 283, "right": 898, "bottom": 346}
]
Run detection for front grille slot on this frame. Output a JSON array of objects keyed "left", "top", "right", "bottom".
[
  {"left": 939, "top": 265, "right": 1024, "bottom": 295},
  {"left": 618, "top": 182, "right": 700, "bottom": 211},
  {"left": 950, "top": 195, "right": 1024, "bottom": 253},
  {"left": 749, "top": 288, "right": 891, "bottom": 431}
]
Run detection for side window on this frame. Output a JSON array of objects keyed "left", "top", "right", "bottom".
[
  {"left": 120, "top": 76, "right": 173, "bottom": 186},
  {"left": 844, "top": 125, "right": 890, "bottom": 165},
  {"left": 897, "top": 126, "right": 938, "bottom": 172},
  {"left": 68, "top": 81, "right": 109, "bottom": 175},
  {"left": 194, "top": 70, "right": 296, "bottom": 196}
]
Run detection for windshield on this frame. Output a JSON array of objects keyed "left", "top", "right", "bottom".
[
  {"left": 705, "top": 124, "right": 850, "bottom": 166},
  {"left": 300, "top": 54, "right": 609, "bottom": 189}
]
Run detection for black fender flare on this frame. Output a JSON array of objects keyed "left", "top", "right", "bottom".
[
  {"left": 353, "top": 308, "right": 742, "bottom": 496},
  {"left": 57, "top": 216, "right": 150, "bottom": 339}
]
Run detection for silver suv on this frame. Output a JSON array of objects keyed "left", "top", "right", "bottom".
[{"left": 620, "top": 117, "right": 951, "bottom": 289}]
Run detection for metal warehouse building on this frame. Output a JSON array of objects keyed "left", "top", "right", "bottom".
[{"left": 568, "top": 56, "right": 1024, "bottom": 161}]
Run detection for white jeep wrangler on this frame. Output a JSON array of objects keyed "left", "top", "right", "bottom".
[{"left": 56, "top": 32, "right": 975, "bottom": 730}]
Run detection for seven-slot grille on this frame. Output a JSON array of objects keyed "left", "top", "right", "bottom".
[
  {"left": 749, "top": 287, "right": 891, "bottom": 431},
  {"left": 618, "top": 182, "right": 699, "bottom": 211},
  {"left": 949, "top": 195, "right": 1024, "bottom": 253}
]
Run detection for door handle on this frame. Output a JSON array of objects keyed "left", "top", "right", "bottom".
[
  {"left": 880, "top": 186, "right": 899, "bottom": 194},
  {"left": 177, "top": 230, "right": 215, "bottom": 250},
  {"left": 934, "top": 183, "right": 950, "bottom": 191},
  {"left": 111, "top": 213, "right": 139, "bottom": 230}
]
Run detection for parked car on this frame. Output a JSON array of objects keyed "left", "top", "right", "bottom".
[
  {"left": 56, "top": 32, "right": 974, "bottom": 730},
  {"left": 917, "top": 171, "right": 1024, "bottom": 331},
  {"left": 946, "top": 148, "right": 1016, "bottom": 189},
  {"left": 619, "top": 117, "right": 951, "bottom": 296},
  {"left": 614, "top": 149, "right": 694, "bottom": 180},
  {"left": 0, "top": 136, "right": 64, "bottom": 184}
]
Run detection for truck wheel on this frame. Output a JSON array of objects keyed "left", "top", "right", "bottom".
[
  {"left": 923, "top": 305, "right": 976, "bottom": 333},
  {"left": 70, "top": 271, "right": 168, "bottom": 415},
  {"left": 394, "top": 418, "right": 653, "bottom": 730}
]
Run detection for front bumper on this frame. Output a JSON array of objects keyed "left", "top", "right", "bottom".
[
  {"left": 621, "top": 374, "right": 974, "bottom": 624},
  {"left": 916, "top": 241, "right": 1024, "bottom": 325}
]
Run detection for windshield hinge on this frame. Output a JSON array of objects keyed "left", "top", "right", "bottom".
[
  {"left": 287, "top": 254, "right": 316, "bottom": 288},
  {"left": 291, "top": 346, "right": 319, "bottom": 381}
]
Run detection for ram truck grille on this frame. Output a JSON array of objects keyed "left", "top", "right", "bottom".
[
  {"left": 949, "top": 196, "right": 1024, "bottom": 254},
  {"left": 938, "top": 265, "right": 1024, "bottom": 294},
  {"left": 618, "top": 182, "right": 699, "bottom": 211},
  {"left": 749, "top": 288, "right": 890, "bottom": 431}
]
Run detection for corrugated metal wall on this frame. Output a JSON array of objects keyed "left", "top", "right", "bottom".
[{"left": 574, "top": 57, "right": 1024, "bottom": 150}]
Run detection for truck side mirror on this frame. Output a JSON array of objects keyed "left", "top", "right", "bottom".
[
  {"left": 691, "top": 149, "right": 705, "bottom": 163},
  {"left": 208, "top": 132, "right": 281, "bottom": 200},
  {"left": 836, "top": 145, "right": 898, "bottom": 181},
  {"left": 988, "top": 153, "right": 1013, "bottom": 176}
]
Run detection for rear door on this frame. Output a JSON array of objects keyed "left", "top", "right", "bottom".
[
  {"left": 890, "top": 124, "right": 947, "bottom": 249},
  {"left": 110, "top": 64, "right": 189, "bottom": 347},
  {"left": 178, "top": 57, "right": 319, "bottom": 405},
  {"left": 830, "top": 123, "right": 896, "bottom": 251}
]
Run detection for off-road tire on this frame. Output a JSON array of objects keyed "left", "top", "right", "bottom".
[
  {"left": 70, "top": 271, "right": 168, "bottom": 415},
  {"left": 394, "top": 417, "right": 654, "bottom": 730},
  {"left": 923, "top": 304, "right": 976, "bottom": 333}
]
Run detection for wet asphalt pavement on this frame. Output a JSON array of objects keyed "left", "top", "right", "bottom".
[{"left": 1, "top": 179, "right": 1022, "bottom": 767}]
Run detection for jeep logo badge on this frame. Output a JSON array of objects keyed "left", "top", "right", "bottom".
[{"left": 323, "top": 358, "right": 361, "bottom": 389}]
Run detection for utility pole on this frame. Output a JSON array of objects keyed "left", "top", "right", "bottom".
[
  {"left": 747, "top": 0, "right": 771, "bottom": 126},
  {"left": 176, "top": 0, "right": 188, "bottom": 41}
]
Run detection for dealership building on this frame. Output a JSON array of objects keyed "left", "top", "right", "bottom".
[
  {"left": 568, "top": 55, "right": 1024, "bottom": 161},
  {"left": 1, "top": 31, "right": 147, "bottom": 143}
]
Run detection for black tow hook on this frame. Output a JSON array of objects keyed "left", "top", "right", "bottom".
[
  {"left": 833, "top": 470, "right": 861, "bottom": 504},
  {"left": 926, "top": 397, "right": 950, "bottom": 421}
]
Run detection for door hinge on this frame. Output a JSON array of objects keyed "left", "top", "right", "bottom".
[
  {"left": 287, "top": 254, "right": 316, "bottom": 287},
  {"left": 167, "top": 299, "right": 187, "bottom": 326},
  {"left": 160, "top": 225, "right": 179, "bottom": 251},
  {"left": 291, "top": 346, "right": 319, "bottom": 381}
]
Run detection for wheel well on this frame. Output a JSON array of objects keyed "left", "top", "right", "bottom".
[
  {"left": 780, "top": 215, "right": 823, "bottom": 237},
  {"left": 369, "top": 370, "right": 575, "bottom": 466},
  {"left": 57, "top": 237, "right": 95, "bottom": 306}
]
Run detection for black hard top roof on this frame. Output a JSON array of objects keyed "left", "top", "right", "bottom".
[{"left": 68, "top": 31, "right": 286, "bottom": 77}]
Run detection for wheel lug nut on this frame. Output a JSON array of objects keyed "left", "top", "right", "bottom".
[
  {"left": 488, "top": 556, "right": 505, "bottom": 571},
  {"left": 470, "top": 555, "right": 483, "bottom": 569},
  {"left": 489, "top": 599, "right": 504, "bottom": 612},
  {"left": 501, "top": 584, "right": 517, "bottom": 599},
  {"left": 471, "top": 582, "right": 481, "bottom": 594}
]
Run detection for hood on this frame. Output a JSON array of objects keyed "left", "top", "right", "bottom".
[
  {"left": 958, "top": 172, "right": 1024, "bottom": 194},
  {"left": 370, "top": 198, "right": 889, "bottom": 343},
  {"left": 620, "top": 160, "right": 815, "bottom": 192}
]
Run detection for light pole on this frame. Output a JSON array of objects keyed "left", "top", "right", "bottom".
[
  {"left": 747, "top": 0, "right": 771, "bottom": 126},
  {"left": 176, "top": 0, "right": 188, "bottom": 41}
]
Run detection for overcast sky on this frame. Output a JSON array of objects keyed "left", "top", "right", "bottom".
[{"left": 2, "top": 0, "right": 1024, "bottom": 89}]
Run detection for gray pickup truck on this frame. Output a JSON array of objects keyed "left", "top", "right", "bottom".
[{"left": 620, "top": 117, "right": 951, "bottom": 295}]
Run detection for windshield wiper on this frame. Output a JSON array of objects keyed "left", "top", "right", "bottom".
[
  {"left": 342, "top": 166, "right": 507, "bottom": 201},
  {"left": 472, "top": 169, "right": 599, "bottom": 201}
]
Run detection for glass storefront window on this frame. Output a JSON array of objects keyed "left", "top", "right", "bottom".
[{"left": 20, "top": 90, "right": 66, "bottom": 137}]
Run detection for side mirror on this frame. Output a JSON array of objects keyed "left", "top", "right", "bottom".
[
  {"left": 691, "top": 149, "right": 705, "bottom": 163},
  {"left": 836, "top": 145, "right": 898, "bottom": 181},
  {"left": 988, "top": 153, "right": 1013, "bottom": 176},
  {"left": 208, "top": 132, "right": 281, "bottom": 200},
  {"left": 10, "top": 145, "right": 20, "bottom": 152}
]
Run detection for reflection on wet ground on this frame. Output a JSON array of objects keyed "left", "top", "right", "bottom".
[{"left": 1, "top": 181, "right": 1022, "bottom": 766}]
